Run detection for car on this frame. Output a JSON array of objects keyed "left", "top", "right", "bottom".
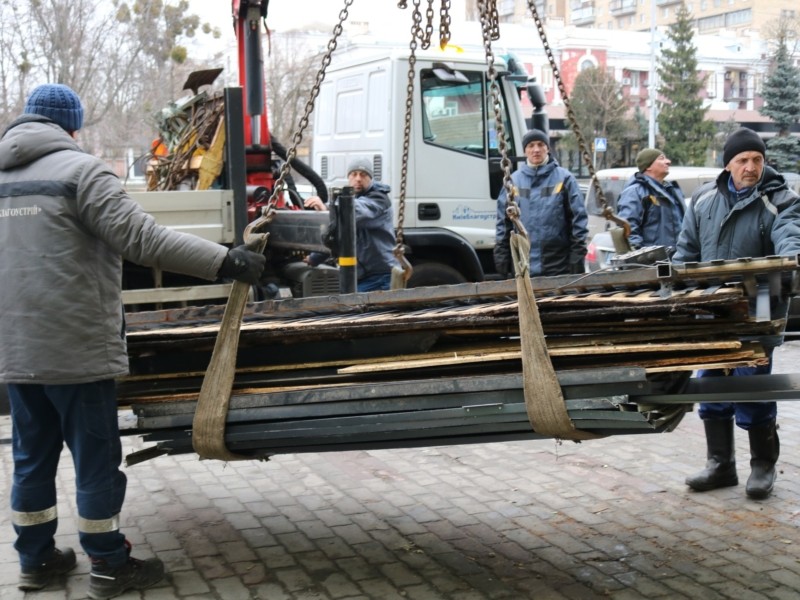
[{"left": 584, "top": 166, "right": 720, "bottom": 271}]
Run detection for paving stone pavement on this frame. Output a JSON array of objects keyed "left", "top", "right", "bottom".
[{"left": 1, "top": 342, "right": 800, "bottom": 599}]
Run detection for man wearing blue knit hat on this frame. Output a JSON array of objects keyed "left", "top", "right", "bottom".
[
  {"left": 23, "top": 83, "right": 85, "bottom": 132},
  {"left": 0, "top": 84, "right": 267, "bottom": 597}
]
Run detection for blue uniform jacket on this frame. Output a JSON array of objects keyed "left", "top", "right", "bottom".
[
  {"left": 494, "top": 157, "right": 588, "bottom": 276},
  {"left": 616, "top": 172, "right": 685, "bottom": 249}
]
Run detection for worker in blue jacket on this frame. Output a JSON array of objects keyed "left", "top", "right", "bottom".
[
  {"left": 304, "top": 158, "right": 398, "bottom": 292},
  {"left": 494, "top": 129, "right": 588, "bottom": 277},
  {"left": 616, "top": 148, "right": 685, "bottom": 251},
  {"left": 674, "top": 127, "right": 800, "bottom": 500}
]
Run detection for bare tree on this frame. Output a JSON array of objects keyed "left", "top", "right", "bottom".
[
  {"left": 264, "top": 31, "right": 325, "bottom": 160},
  {"left": 0, "top": 0, "right": 221, "bottom": 164},
  {"left": 562, "top": 66, "right": 634, "bottom": 169}
]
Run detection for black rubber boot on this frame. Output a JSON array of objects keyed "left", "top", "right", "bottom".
[
  {"left": 746, "top": 419, "right": 779, "bottom": 500},
  {"left": 685, "top": 418, "right": 738, "bottom": 491}
]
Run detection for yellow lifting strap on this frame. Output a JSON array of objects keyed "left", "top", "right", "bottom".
[
  {"left": 191, "top": 210, "right": 272, "bottom": 461},
  {"left": 509, "top": 228, "right": 600, "bottom": 442}
]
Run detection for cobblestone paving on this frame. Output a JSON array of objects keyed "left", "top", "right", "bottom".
[{"left": 1, "top": 342, "right": 799, "bottom": 599}]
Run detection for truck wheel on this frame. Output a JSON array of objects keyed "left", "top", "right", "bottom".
[{"left": 407, "top": 262, "right": 468, "bottom": 288}]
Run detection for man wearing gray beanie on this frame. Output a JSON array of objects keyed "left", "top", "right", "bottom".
[
  {"left": 616, "top": 148, "right": 684, "bottom": 250},
  {"left": 674, "top": 126, "right": 800, "bottom": 501},
  {"left": 0, "top": 84, "right": 267, "bottom": 597},
  {"left": 304, "top": 157, "right": 397, "bottom": 291},
  {"left": 494, "top": 129, "right": 588, "bottom": 277}
]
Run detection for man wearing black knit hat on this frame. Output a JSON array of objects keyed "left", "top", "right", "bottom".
[
  {"left": 673, "top": 127, "right": 800, "bottom": 500},
  {"left": 494, "top": 129, "right": 588, "bottom": 277}
]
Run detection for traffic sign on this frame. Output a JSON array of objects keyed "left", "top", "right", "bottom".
[{"left": 594, "top": 137, "right": 607, "bottom": 152}]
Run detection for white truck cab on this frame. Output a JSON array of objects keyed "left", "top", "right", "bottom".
[{"left": 312, "top": 47, "right": 540, "bottom": 285}]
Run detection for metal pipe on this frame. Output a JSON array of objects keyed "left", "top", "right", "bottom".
[{"left": 337, "top": 187, "right": 357, "bottom": 294}]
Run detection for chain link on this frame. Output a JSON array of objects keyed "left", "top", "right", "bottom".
[
  {"left": 267, "top": 0, "right": 353, "bottom": 206},
  {"left": 439, "top": 0, "right": 451, "bottom": 49},
  {"left": 525, "top": 0, "right": 609, "bottom": 214},
  {"left": 478, "top": 0, "right": 525, "bottom": 238},
  {"left": 395, "top": 0, "right": 426, "bottom": 251}
]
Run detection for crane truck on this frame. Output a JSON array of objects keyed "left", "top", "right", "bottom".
[{"left": 125, "top": 1, "right": 549, "bottom": 306}]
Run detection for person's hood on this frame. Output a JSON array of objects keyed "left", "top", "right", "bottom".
[
  {"left": 0, "top": 114, "right": 82, "bottom": 170},
  {"left": 367, "top": 181, "right": 391, "bottom": 195}
]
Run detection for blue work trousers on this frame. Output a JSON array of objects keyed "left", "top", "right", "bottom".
[
  {"left": 8, "top": 381, "right": 128, "bottom": 568},
  {"left": 358, "top": 272, "right": 391, "bottom": 292},
  {"left": 696, "top": 360, "right": 776, "bottom": 429}
]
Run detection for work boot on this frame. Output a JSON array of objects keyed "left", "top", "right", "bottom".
[
  {"left": 746, "top": 419, "right": 780, "bottom": 500},
  {"left": 88, "top": 554, "right": 165, "bottom": 599},
  {"left": 18, "top": 546, "right": 77, "bottom": 591},
  {"left": 685, "top": 418, "right": 738, "bottom": 491}
]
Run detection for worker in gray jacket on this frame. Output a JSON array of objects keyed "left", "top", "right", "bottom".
[
  {"left": 0, "top": 84, "right": 265, "bottom": 598},
  {"left": 494, "top": 129, "right": 588, "bottom": 277},
  {"left": 673, "top": 127, "right": 800, "bottom": 500}
]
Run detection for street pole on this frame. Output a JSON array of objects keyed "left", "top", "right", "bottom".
[{"left": 648, "top": 0, "right": 657, "bottom": 148}]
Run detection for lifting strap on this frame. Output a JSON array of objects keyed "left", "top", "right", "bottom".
[
  {"left": 480, "top": 0, "right": 599, "bottom": 441},
  {"left": 191, "top": 211, "right": 272, "bottom": 461}
]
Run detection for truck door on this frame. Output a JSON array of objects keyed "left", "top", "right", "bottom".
[{"left": 415, "top": 65, "right": 516, "bottom": 253}]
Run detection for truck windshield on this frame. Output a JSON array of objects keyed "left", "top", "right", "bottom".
[{"left": 420, "top": 68, "right": 501, "bottom": 158}]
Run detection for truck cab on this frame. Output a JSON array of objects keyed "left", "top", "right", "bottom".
[{"left": 313, "top": 48, "right": 536, "bottom": 285}]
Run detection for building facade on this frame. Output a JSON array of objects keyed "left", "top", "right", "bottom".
[{"left": 487, "top": 0, "right": 798, "bottom": 34}]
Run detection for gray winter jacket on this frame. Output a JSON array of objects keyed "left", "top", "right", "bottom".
[
  {"left": 0, "top": 115, "right": 228, "bottom": 384},
  {"left": 673, "top": 167, "right": 800, "bottom": 263}
]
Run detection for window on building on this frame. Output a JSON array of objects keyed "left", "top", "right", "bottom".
[
  {"left": 697, "top": 13, "right": 725, "bottom": 31},
  {"left": 541, "top": 66, "right": 553, "bottom": 89},
  {"left": 630, "top": 70, "right": 641, "bottom": 93},
  {"left": 700, "top": 0, "right": 707, "bottom": 10},
  {"left": 498, "top": 0, "right": 515, "bottom": 16},
  {"left": 725, "top": 8, "right": 752, "bottom": 26}
]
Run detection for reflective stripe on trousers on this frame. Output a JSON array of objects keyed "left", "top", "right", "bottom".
[{"left": 8, "top": 381, "right": 129, "bottom": 567}]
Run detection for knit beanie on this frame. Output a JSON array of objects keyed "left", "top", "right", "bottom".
[
  {"left": 636, "top": 148, "right": 663, "bottom": 172},
  {"left": 347, "top": 157, "right": 374, "bottom": 179},
  {"left": 24, "top": 83, "right": 84, "bottom": 132},
  {"left": 522, "top": 129, "right": 549, "bottom": 149},
  {"left": 722, "top": 127, "right": 766, "bottom": 166}
]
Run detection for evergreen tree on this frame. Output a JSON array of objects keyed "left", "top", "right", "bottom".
[
  {"left": 759, "top": 39, "right": 800, "bottom": 171},
  {"left": 656, "top": 3, "right": 715, "bottom": 165}
]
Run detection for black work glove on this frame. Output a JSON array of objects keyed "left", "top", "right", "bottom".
[{"left": 218, "top": 239, "right": 266, "bottom": 284}]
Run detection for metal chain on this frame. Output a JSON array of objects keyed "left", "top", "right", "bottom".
[
  {"left": 394, "top": 0, "right": 425, "bottom": 252},
  {"left": 478, "top": 0, "right": 526, "bottom": 238},
  {"left": 267, "top": 0, "right": 353, "bottom": 206},
  {"left": 525, "top": 0, "right": 609, "bottom": 214},
  {"left": 439, "top": 0, "right": 451, "bottom": 49}
]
